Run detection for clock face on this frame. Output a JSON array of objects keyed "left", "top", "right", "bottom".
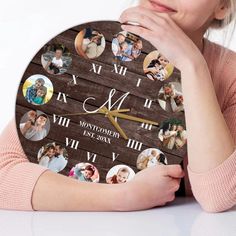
[{"left": 16, "top": 21, "right": 187, "bottom": 184}]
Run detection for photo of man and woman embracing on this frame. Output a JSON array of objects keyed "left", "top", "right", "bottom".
[
  {"left": 37, "top": 142, "right": 68, "bottom": 173},
  {"left": 19, "top": 110, "right": 50, "bottom": 141}
]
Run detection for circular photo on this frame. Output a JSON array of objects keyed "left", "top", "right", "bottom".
[
  {"left": 19, "top": 110, "right": 50, "bottom": 141},
  {"left": 75, "top": 28, "right": 106, "bottom": 59},
  {"left": 158, "top": 82, "right": 184, "bottom": 113},
  {"left": 143, "top": 51, "right": 174, "bottom": 81},
  {"left": 158, "top": 118, "right": 187, "bottom": 150},
  {"left": 137, "top": 148, "right": 167, "bottom": 170},
  {"left": 112, "top": 31, "right": 143, "bottom": 62},
  {"left": 106, "top": 165, "right": 135, "bottom": 184},
  {"left": 37, "top": 142, "right": 68, "bottom": 173},
  {"left": 41, "top": 43, "right": 72, "bottom": 75},
  {"left": 69, "top": 162, "right": 100, "bottom": 183},
  {"left": 22, "top": 74, "right": 53, "bottom": 106}
]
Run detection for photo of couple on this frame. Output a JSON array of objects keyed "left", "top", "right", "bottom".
[
  {"left": 143, "top": 51, "right": 174, "bottom": 82},
  {"left": 158, "top": 118, "right": 187, "bottom": 150},
  {"left": 106, "top": 165, "right": 135, "bottom": 184},
  {"left": 41, "top": 43, "right": 72, "bottom": 75},
  {"left": 136, "top": 148, "right": 167, "bottom": 170},
  {"left": 23, "top": 74, "right": 53, "bottom": 106},
  {"left": 158, "top": 82, "right": 184, "bottom": 113},
  {"left": 19, "top": 110, "right": 50, "bottom": 141},
  {"left": 37, "top": 142, "right": 68, "bottom": 173},
  {"left": 112, "top": 31, "right": 143, "bottom": 62},
  {"left": 75, "top": 28, "right": 106, "bottom": 59},
  {"left": 69, "top": 163, "right": 100, "bottom": 183}
]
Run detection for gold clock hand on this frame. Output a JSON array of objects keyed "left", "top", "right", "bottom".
[
  {"left": 109, "top": 109, "right": 130, "bottom": 113},
  {"left": 59, "top": 109, "right": 130, "bottom": 117},
  {"left": 110, "top": 112, "right": 159, "bottom": 126},
  {"left": 102, "top": 107, "right": 128, "bottom": 140},
  {"left": 60, "top": 112, "right": 99, "bottom": 116},
  {"left": 107, "top": 113, "right": 128, "bottom": 140}
]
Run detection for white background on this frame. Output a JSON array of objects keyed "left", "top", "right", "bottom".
[
  {"left": 0, "top": 198, "right": 236, "bottom": 236},
  {"left": 0, "top": 1, "right": 236, "bottom": 235},
  {"left": 0, "top": 0, "right": 236, "bottom": 133}
]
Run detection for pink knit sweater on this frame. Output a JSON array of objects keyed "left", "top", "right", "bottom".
[{"left": 0, "top": 39, "right": 235, "bottom": 212}]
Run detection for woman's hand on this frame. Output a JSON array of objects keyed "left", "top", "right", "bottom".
[
  {"left": 121, "top": 165, "right": 185, "bottom": 211},
  {"left": 119, "top": 6, "right": 204, "bottom": 71}
]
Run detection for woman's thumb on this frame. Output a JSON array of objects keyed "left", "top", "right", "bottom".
[{"left": 165, "top": 165, "right": 185, "bottom": 178}]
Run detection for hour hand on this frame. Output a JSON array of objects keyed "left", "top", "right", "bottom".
[
  {"left": 102, "top": 107, "right": 128, "bottom": 140},
  {"left": 110, "top": 112, "right": 159, "bottom": 126},
  {"left": 59, "top": 108, "right": 130, "bottom": 117}
]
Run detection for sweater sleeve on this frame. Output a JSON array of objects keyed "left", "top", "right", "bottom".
[
  {"left": 187, "top": 80, "right": 236, "bottom": 213},
  {"left": 0, "top": 119, "right": 48, "bottom": 211}
]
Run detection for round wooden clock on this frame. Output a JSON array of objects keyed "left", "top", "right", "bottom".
[{"left": 16, "top": 21, "right": 187, "bottom": 184}]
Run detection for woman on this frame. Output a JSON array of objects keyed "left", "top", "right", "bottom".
[
  {"left": 38, "top": 144, "right": 56, "bottom": 168},
  {"left": 0, "top": 0, "right": 235, "bottom": 213},
  {"left": 20, "top": 113, "right": 49, "bottom": 141}
]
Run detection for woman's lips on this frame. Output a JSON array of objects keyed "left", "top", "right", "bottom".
[{"left": 149, "top": 0, "right": 177, "bottom": 13}]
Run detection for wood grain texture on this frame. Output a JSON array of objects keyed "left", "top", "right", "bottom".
[{"left": 16, "top": 21, "right": 186, "bottom": 183}]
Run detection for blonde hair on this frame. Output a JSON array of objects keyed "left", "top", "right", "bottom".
[
  {"left": 207, "top": 0, "right": 236, "bottom": 70},
  {"left": 209, "top": 0, "right": 236, "bottom": 45},
  {"left": 211, "top": 0, "right": 236, "bottom": 29}
]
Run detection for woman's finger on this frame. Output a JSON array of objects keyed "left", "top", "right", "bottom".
[
  {"left": 171, "top": 178, "right": 182, "bottom": 190},
  {"left": 121, "top": 24, "right": 154, "bottom": 42},
  {"left": 119, "top": 6, "right": 173, "bottom": 26},
  {"left": 120, "top": 11, "right": 159, "bottom": 30}
]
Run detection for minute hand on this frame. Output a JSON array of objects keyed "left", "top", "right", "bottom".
[{"left": 110, "top": 112, "right": 159, "bottom": 126}]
